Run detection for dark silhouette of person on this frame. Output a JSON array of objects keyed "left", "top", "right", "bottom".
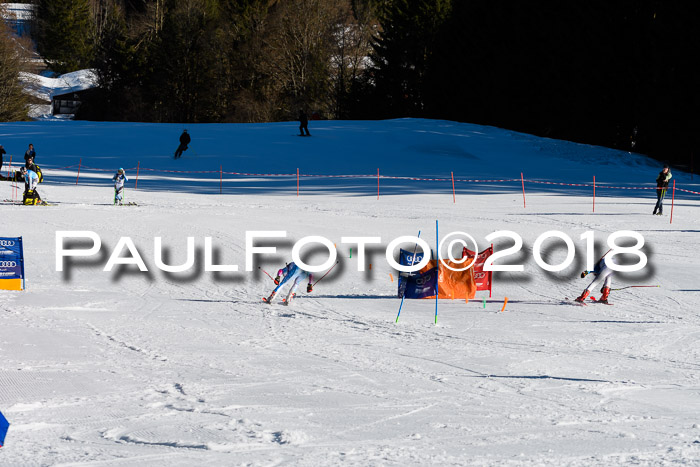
[
  {"left": 0, "top": 144, "right": 5, "bottom": 174},
  {"left": 24, "top": 143, "right": 35, "bottom": 163},
  {"left": 653, "top": 164, "right": 672, "bottom": 215},
  {"left": 298, "top": 110, "right": 310, "bottom": 136},
  {"left": 174, "top": 130, "right": 191, "bottom": 159}
]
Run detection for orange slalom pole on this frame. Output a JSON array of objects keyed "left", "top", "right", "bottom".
[
  {"left": 451, "top": 171, "right": 456, "bottom": 203},
  {"left": 135, "top": 161, "right": 140, "bottom": 189},
  {"left": 501, "top": 297, "right": 509, "bottom": 312},
  {"left": 75, "top": 158, "right": 82, "bottom": 185},
  {"left": 670, "top": 179, "right": 676, "bottom": 224},
  {"left": 521, "top": 172, "right": 526, "bottom": 208},
  {"left": 593, "top": 175, "right": 596, "bottom": 212}
]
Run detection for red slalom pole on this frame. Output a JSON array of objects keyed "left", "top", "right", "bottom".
[
  {"left": 451, "top": 171, "right": 456, "bottom": 203},
  {"left": 669, "top": 179, "right": 676, "bottom": 224},
  {"left": 75, "top": 158, "right": 82, "bottom": 185},
  {"left": 593, "top": 175, "right": 596, "bottom": 212},
  {"left": 219, "top": 165, "right": 223, "bottom": 194},
  {"left": 135, "top": 161, "right": 140, "bottom": 189},
  {"left": 521, "top": 172, "right": 526, "bottom": 208}
]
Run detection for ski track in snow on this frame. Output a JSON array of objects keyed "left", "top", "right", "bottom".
[{"left": 0, "top": 119, "right": 699, "bottom": 465}]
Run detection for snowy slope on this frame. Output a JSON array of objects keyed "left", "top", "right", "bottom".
[{"left": 0, "top": 119, "right": 699, "bottom": 466}]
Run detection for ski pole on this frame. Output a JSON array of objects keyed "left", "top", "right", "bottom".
[
  {"left": 611, "top": 285, "right": 660, "bottom": 291},
  {"left": 312, "top": 261, "right": 339, "bottom": 286},
  {"left": 396, "top": 230, "right": 422, "bottom": 323},
  {"left": 258, "top": 267, "right": 275, "bottom": 282}
]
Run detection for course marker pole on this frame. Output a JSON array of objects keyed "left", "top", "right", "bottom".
[
  {"left": 297, "top": 168, "right": 299, "bottom": 197},
  {"left": 396, "top": 230, "right": 421, "bottom": 323},
  {"left": 135, "top": 161, "right": 140, "bottom": 189},
  {"left": 669, "top": 179, "right": 676, "bottom": 224},
  {"left": 521, "top": 173, "right": 526, "bottom": 208},
  {"left": 220, "top": 165, "right": 223, "bottom": 194},
  {"left": 377, "top": 168, "right": 379, "bottom": 200},
  {"left": 593, "top": 175, "right": 596, "bottom": 212},
  {"left": 75, "top": 158, "right": 82, "bottom": 185},
  {"left": 435, "top": 220, "right": 439, "bottom": 324},
  {"left": 501, "top": 297, "right": 509, "bottom": 312},
  {"left": 451, "top": 172, "right": 456, "bottom": 203}
]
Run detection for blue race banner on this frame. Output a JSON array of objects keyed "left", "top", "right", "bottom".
[
  {"left": 397, "top": 248, "right": 432, "bottom": 297},
  {"left": 0, "top": 237, "right": 24, "bottom": 290},
  {"left": 403, "top": 267, "right": 438, "bottom": 299}
]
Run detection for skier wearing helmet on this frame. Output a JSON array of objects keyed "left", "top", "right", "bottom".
[{"left": 113, "top": 168, "right": 128, "bottom": 205}]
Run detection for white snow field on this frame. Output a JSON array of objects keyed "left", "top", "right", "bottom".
[{"left": 0, "top": 119, "right": 699, "bottom": 465}]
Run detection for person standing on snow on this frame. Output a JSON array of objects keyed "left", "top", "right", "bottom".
[
  {"left": 575, "top": 255, "right": 613, "bottom": 304},
  {"left": 174, "top": 129, "right": 191, "bottom": 159},
  {"left": 24, "top": 143, "right": 35, "bottom": 164},
  {"left": 0, "top": 144, "right": 6, "bottom": 174},
  {"left": 264, "top": 262, "right": 314, "bottom": 306},
  {"left": 653, "top": 164, "right": 672, "bottom": 215},
  {"left": 298, "top": 110, "right": 310, "bottom": 136},
  {"left": 113, "top": 168, "right": 128, "bottom": 205}
]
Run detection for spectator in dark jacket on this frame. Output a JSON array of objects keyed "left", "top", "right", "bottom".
[
  {"left": 174, "top": 130, "right": 191, "bottom": 159},
  {"left": 653, "top": 164, "right": 672, "bottom": 215},
  {"left": 0, "top": 144, "right": 5, "bottom": 174},
  {"left": 298, "top": 110, "right": 310, "bottom": 136},
  {"left": 24, "top": 143, "right": 35, "bottom": 163}
]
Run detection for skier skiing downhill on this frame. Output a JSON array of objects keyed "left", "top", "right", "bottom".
[
  {"left": 576, "top": 254, "right": 613, "bottom": 304},
  {"left": 264, "top": 262, "right": 314, "bottom": 306},
  {"left": 113, "top": 168, "right": 128, "bottom": 205}
]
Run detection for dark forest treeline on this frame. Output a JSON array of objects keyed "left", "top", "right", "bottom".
[{"left": 27, "top": 0, "right": 700, "bottom": 167}]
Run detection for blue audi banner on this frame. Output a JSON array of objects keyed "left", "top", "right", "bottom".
[
  {"left": 397, "top": 248, "right": 432, "bottom": 297},
  {"left": 403, "top": 267, "right": 438, "bottom": 299},
  {"left": 0, "top": 237, "right": 24, "bottom": 290}
]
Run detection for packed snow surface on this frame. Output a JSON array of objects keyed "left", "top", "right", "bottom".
[{"left": 0, "top": 119, "right": 699, "bottom": 465}]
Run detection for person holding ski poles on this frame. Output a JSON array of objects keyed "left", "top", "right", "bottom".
[
  {"left": 575, "top": 254, "right": 613, "bottom": 304},
  {"left": 264, "top": 262, "right": 314, "bottom": 306},
  {"left": 174, "top": 129, "right": 191, "bottom": 159},
  {"left": 113, "top": 168, "right": 128, "bottom": 205},
  {"left": 653, "top": 164, "right": 672, "bottom": 215}
]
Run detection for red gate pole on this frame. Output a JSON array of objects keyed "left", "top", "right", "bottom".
[
  {"left": 377, "top": 168, "right": 379, "bottom": 200},
  {"left": 8, "top": 156, "right": 14, "bottom": 202},
  {"left": 521, "top": 172, "right": 526, "bottom": 208},
  {"left": 296, "top": 168, "right": 299, "bottom": 196},
  {"left": 75, "top": 158, "right": 82, "bottom": 185},
  {"left": 451, "top": 171, "right": 456, "bottom": 203},
  {"left": 669, "top": 179, "right": 676, "bottom": 224},
  {"left": 135, "top": 161, "right": 140, "bottom": 189},
  {"left": 220, "top": 165, "right": 223, "bottom": 194},
  {"left": 593, "top": 175, "right": 596, "bottom": 213}
]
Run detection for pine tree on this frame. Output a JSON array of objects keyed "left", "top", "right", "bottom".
[
  {"left": 370, "top": 0, "right": 452, "bottom": 117},
  {"left": 35, "top": 0, "right": 94, "bottom": 74}
]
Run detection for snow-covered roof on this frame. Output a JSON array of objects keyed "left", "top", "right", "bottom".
[
  {"left": 19, "top": 69, "right": 99, "bottom": 102},
  {"left": 1, "top": 2, "right": 34, "bottom": 21}
]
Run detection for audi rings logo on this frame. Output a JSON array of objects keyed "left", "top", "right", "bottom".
[
  {"left": 0, "top": 240, "right": 15, "bottom": 247},
  {"left": 0, "top": 261, "right": 17, "bottom": 268}
]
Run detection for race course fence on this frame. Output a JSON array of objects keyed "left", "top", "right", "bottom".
[{"left": 3, "top": 158, "right": 698, "bottom": 224}]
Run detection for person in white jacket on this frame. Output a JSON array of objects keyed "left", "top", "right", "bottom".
[{"left": 113, "top": 168, "right": 128, "bottom": 205}]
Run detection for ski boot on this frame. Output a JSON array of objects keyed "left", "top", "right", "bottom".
[
  {"left": 264, "top": 291, "right": 276, "bottom": 304},
  {"left": 575, "top": 290, "right": 590, "bottom": 303},
  {"left": 599, "top": 287, "right": 611, "bottom": 304}
]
